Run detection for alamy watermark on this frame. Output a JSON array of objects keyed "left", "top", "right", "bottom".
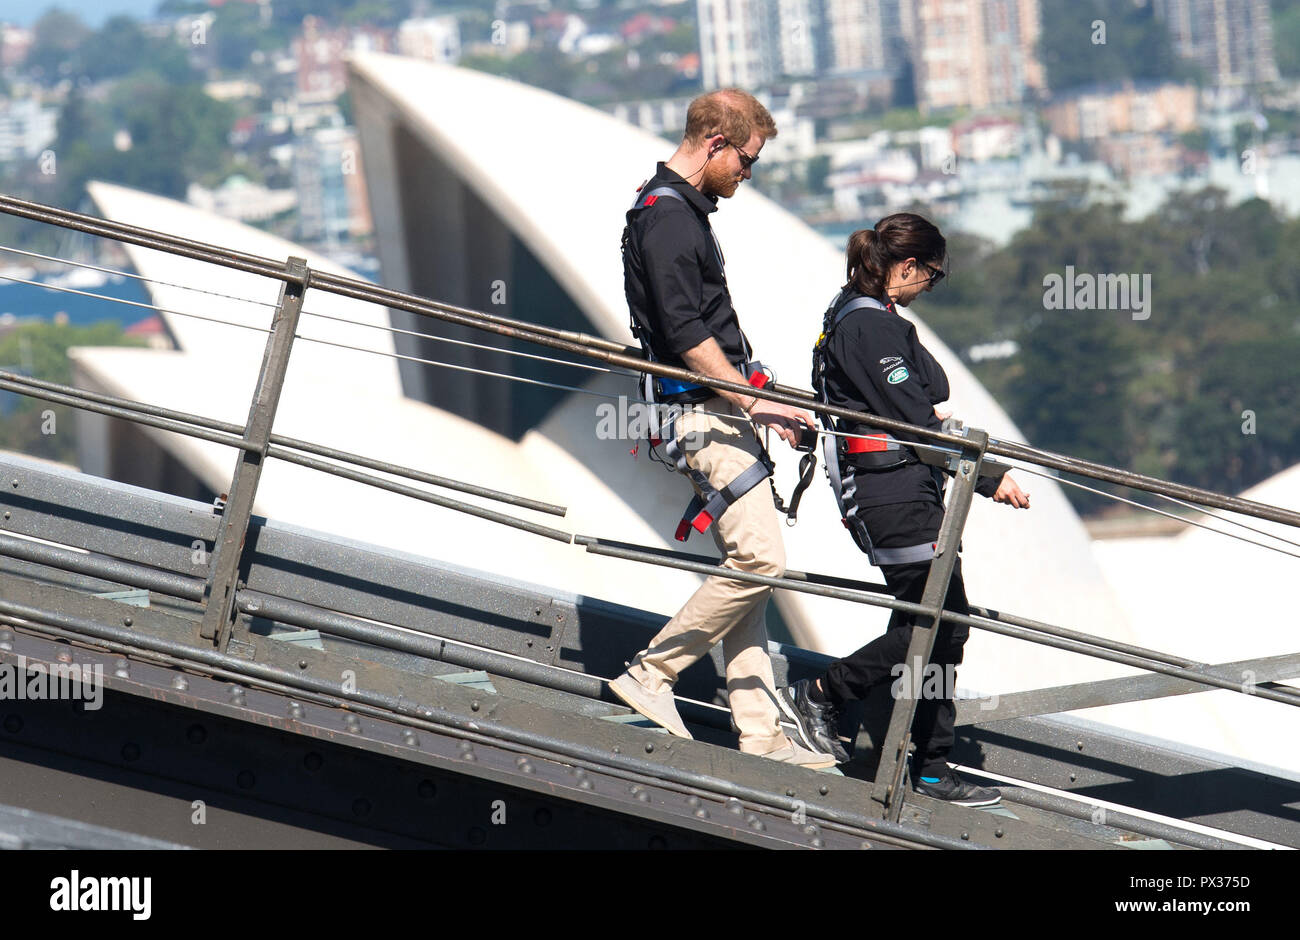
[
  {"left": 0, "top": 656, "right": 103, "bottom": 710},
  {"left": 1043, "top": 266, "right": 1151, "bottom": 321},
  {"left": 595, "top": 395, "right": 707, "bottom": 446},
  {"left": 890, "top": 657, "right": 999, "bottom": 711}
]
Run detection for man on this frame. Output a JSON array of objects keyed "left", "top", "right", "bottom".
[{"left": 609, "top": 88, "right": 834, "bottom": 768}]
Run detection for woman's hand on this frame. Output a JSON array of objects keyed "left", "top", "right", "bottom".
[{"left": 992, "top": 473, "right": 1030, "bottom": 509}]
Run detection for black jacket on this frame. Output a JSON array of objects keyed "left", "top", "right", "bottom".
[
  {"left": 622, "top": 163, "right": 750, "bottom": 368},
  {"left": 820, "top": 288, "right": 1004, "bottom": 507}
]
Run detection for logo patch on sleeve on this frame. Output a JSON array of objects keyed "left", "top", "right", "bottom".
[{"left": 886, "top": 366, "right": 910, "bottom": 384}]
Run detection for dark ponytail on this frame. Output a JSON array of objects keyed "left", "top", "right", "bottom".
[{"left": 844, "top": 213, "right": 947, "bottom": 302}]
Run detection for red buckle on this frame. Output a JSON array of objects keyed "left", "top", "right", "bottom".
[
  {"left": 845, "top": 434, "right": 890, "bottom": 454},
  {"left": 644, "top": 195, "right": 659, "bottom": 207},
  {"left": 674, "top": 519, "right": 691, "bottom": 541},
  {"left": 649, "top": 435, "right": 662, "bottom": 447},
  {"left": 692, "top": 511, "right": 714, "bottom": 533},
  {"left": 748, "top": 371, "right": 769, "bottom": 389}
]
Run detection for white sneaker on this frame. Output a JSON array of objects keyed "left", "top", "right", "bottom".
[
  {"left": 756, "top": 736, "right": 838, "bottom": 770},
  {"left": 609, "top": 672, "right": 693, "bottom": 739}
]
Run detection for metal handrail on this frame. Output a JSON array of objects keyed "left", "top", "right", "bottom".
[{"left": 4, "top": 191, "right": 1298, "bottom": 528}]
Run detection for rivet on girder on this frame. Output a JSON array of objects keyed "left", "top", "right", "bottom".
[
  {"left": 694, "top": 808, "right": 709, "bottom": 819},
  {"left": 802, "top": 824, "right": 820, "bottom": 836},
  {"left": 578, "top": 779, "right": 592, "bottom": 790},
  {"left": 123, "top": 616, "right": 132, "bottom": 627},
  {"left": 636, "top": 791, "right": 650, "bottom": 803},
  {"left": 1076, "top": 741, "right": 1085, "bottom": 751},
  {"left": 470, "top": 701, "right": 480, "bottom": 712},
  {"left": 995, "top": 829, "right": 1004, "bottom": 838},
  {"left": 1069, "top": 773, "right": 1077, "bottom": 782},
  {"left": 114, "top": 659, "right": 129, "bottom": 678},
  {"left": 810, "top": 838, "right": 824, "bottom": 848},
  {"left": 288, "top": 702, "right": 303, "bottom": 719},
  {"left": 402, "top": 731, "right": 419, "bottom": 747},
  {"left": 612, "top": 746, "right": 621, "bottom": 755},
  {"left": 786, "top": 788, "right": 796, "bottom": 797},
  {"left": 749, "top": 819, "right": 765, "bottom": 832},
  {"left": 687, "top": 796, "right": 701, "bottom": 808},
  {"left": 819, "top": 785, "right": 829, "bottom": 796},
  {"left": 56, "top": 646, "right": 72, "bottom": 663},
  {"left": 10, "top": 479, "right": 18, "bottom": 488},
  {"left": 0, "top": 631, "right": 11, "bottom": 651},
  {"left": 725, "top": 798, "right": 744, "bottom": 815},
  {"left": 344, "top": 714, "right": 361, "bottom": 733},
  {"left": 644, "top": 742, "right": 654, "bottom": 754},
  {"left": 960, "top": 831, "right": 970, "bottom": 840},
  {"left": 297, "top": 660, "right": 308, "bottom": 670}
]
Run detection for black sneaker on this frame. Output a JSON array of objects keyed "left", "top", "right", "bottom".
[
  {"left": 776, "top": 679, "right": 850, "bottom": 764},
  {"left": 912, "top": 768, "right": 1001, "bottom": 807}
]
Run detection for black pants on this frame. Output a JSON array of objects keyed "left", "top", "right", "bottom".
[{"left": 822, "top": 499, "right": 971, "bottom": 778}]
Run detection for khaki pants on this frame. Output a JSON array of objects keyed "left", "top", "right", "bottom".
[{"left": 628, "top": 397, "right": 787, "bottom": 754}]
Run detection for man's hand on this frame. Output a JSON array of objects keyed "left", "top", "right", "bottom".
[
  {"left": 934, "top": 405, "right": 953, "bottom": 421},
  {"left": 747, "top": 398, "right": 815, "bottom": 448},
  {"left": 992, "top": 473, "right": 1030, "bottom": 509}
]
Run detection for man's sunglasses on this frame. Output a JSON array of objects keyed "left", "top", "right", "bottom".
[{"left": 729, "top": 141, "right": 758, "bottom": 170}]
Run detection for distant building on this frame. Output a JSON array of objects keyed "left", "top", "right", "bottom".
[
  {"left": 186, "top": 176, "right": 297, "bottom": 224},
  {"left": 697, "top": 0, "right": 781, "bottom": 88},
  {"left": 1043, "top": 82, "right": 1198, "bottom": 141},
  {"left": 0, "top": 97, "right": 57, "bottom": 162},
  {"left": 820, "top": 0, "right": 902, "bottom": 75},
  {"left": 0, "top": 24, "right": 32, "bottom": 69},
  {"left": 950, "top": 114, "right": 1023, "bottom": 162},
  {"left": 1154, "top": 0, "right": 1278, "bottom": 87},
  {"left": 1095, "top": 133, "right": 1184, "bottom": 179},
  {"left": 294, "top": 18, "right": 394, "bottom": 103},
  {"left": 910, "top": 0, "right": 1044, "bottom": 113},
  {"left": 294, "top": 124, "right": 373, "bottom": 245},
  {"left": 396, "top": 16, "right": 462, "bottom": 65}
]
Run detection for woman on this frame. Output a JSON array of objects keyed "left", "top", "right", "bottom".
[{"left": 777, "top": 213, "right": 1030, "bottom": 806}]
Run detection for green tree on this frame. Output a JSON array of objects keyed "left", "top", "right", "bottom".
[
  {"left": 25, "top": 8, "right": 92, "bottom": 85},
  {"left": 0, "top": 322, "right": 146, "bottom": 465},
  {"left": 1037, "top": 0, "right": 1199, "bottom": 93}
]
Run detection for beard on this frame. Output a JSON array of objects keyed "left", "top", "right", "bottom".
[{"left": 701, "top": 158, "right": 742, "bottom": 199}]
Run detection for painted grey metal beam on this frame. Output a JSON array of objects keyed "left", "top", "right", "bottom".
[
  {"left": 871, "top": 431, "right": 985, "bottom": 819},
  {"left": 201, "top": 257, "right": 308, "bottom": 648},
  {"left": 0, "top": 453, "right": 219, "bottom": 574},
  {"left": 956, "top": 650, "right": 1300, "bottom": 725}
]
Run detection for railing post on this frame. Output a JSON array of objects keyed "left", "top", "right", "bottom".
[
  {"left": 199, "top": 257, "right": 309, "bottom": 652},
  {"left": 869, "top": 427, "right": 986, "bottom": 820}
]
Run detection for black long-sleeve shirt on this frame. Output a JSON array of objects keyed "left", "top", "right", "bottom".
[
  {"left": 622, "top": 163, "right": 750, "bottom": 367},
  {"left": 820, "top": 288, "right": 1004, "bottom": 507}
]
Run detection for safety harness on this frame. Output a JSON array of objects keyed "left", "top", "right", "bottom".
[
  {"left": 811, "top": 294, "right": 940, "bottom": 567},
  {"left": 623, "top": 184, "right": 814, "bottom": 541}
]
